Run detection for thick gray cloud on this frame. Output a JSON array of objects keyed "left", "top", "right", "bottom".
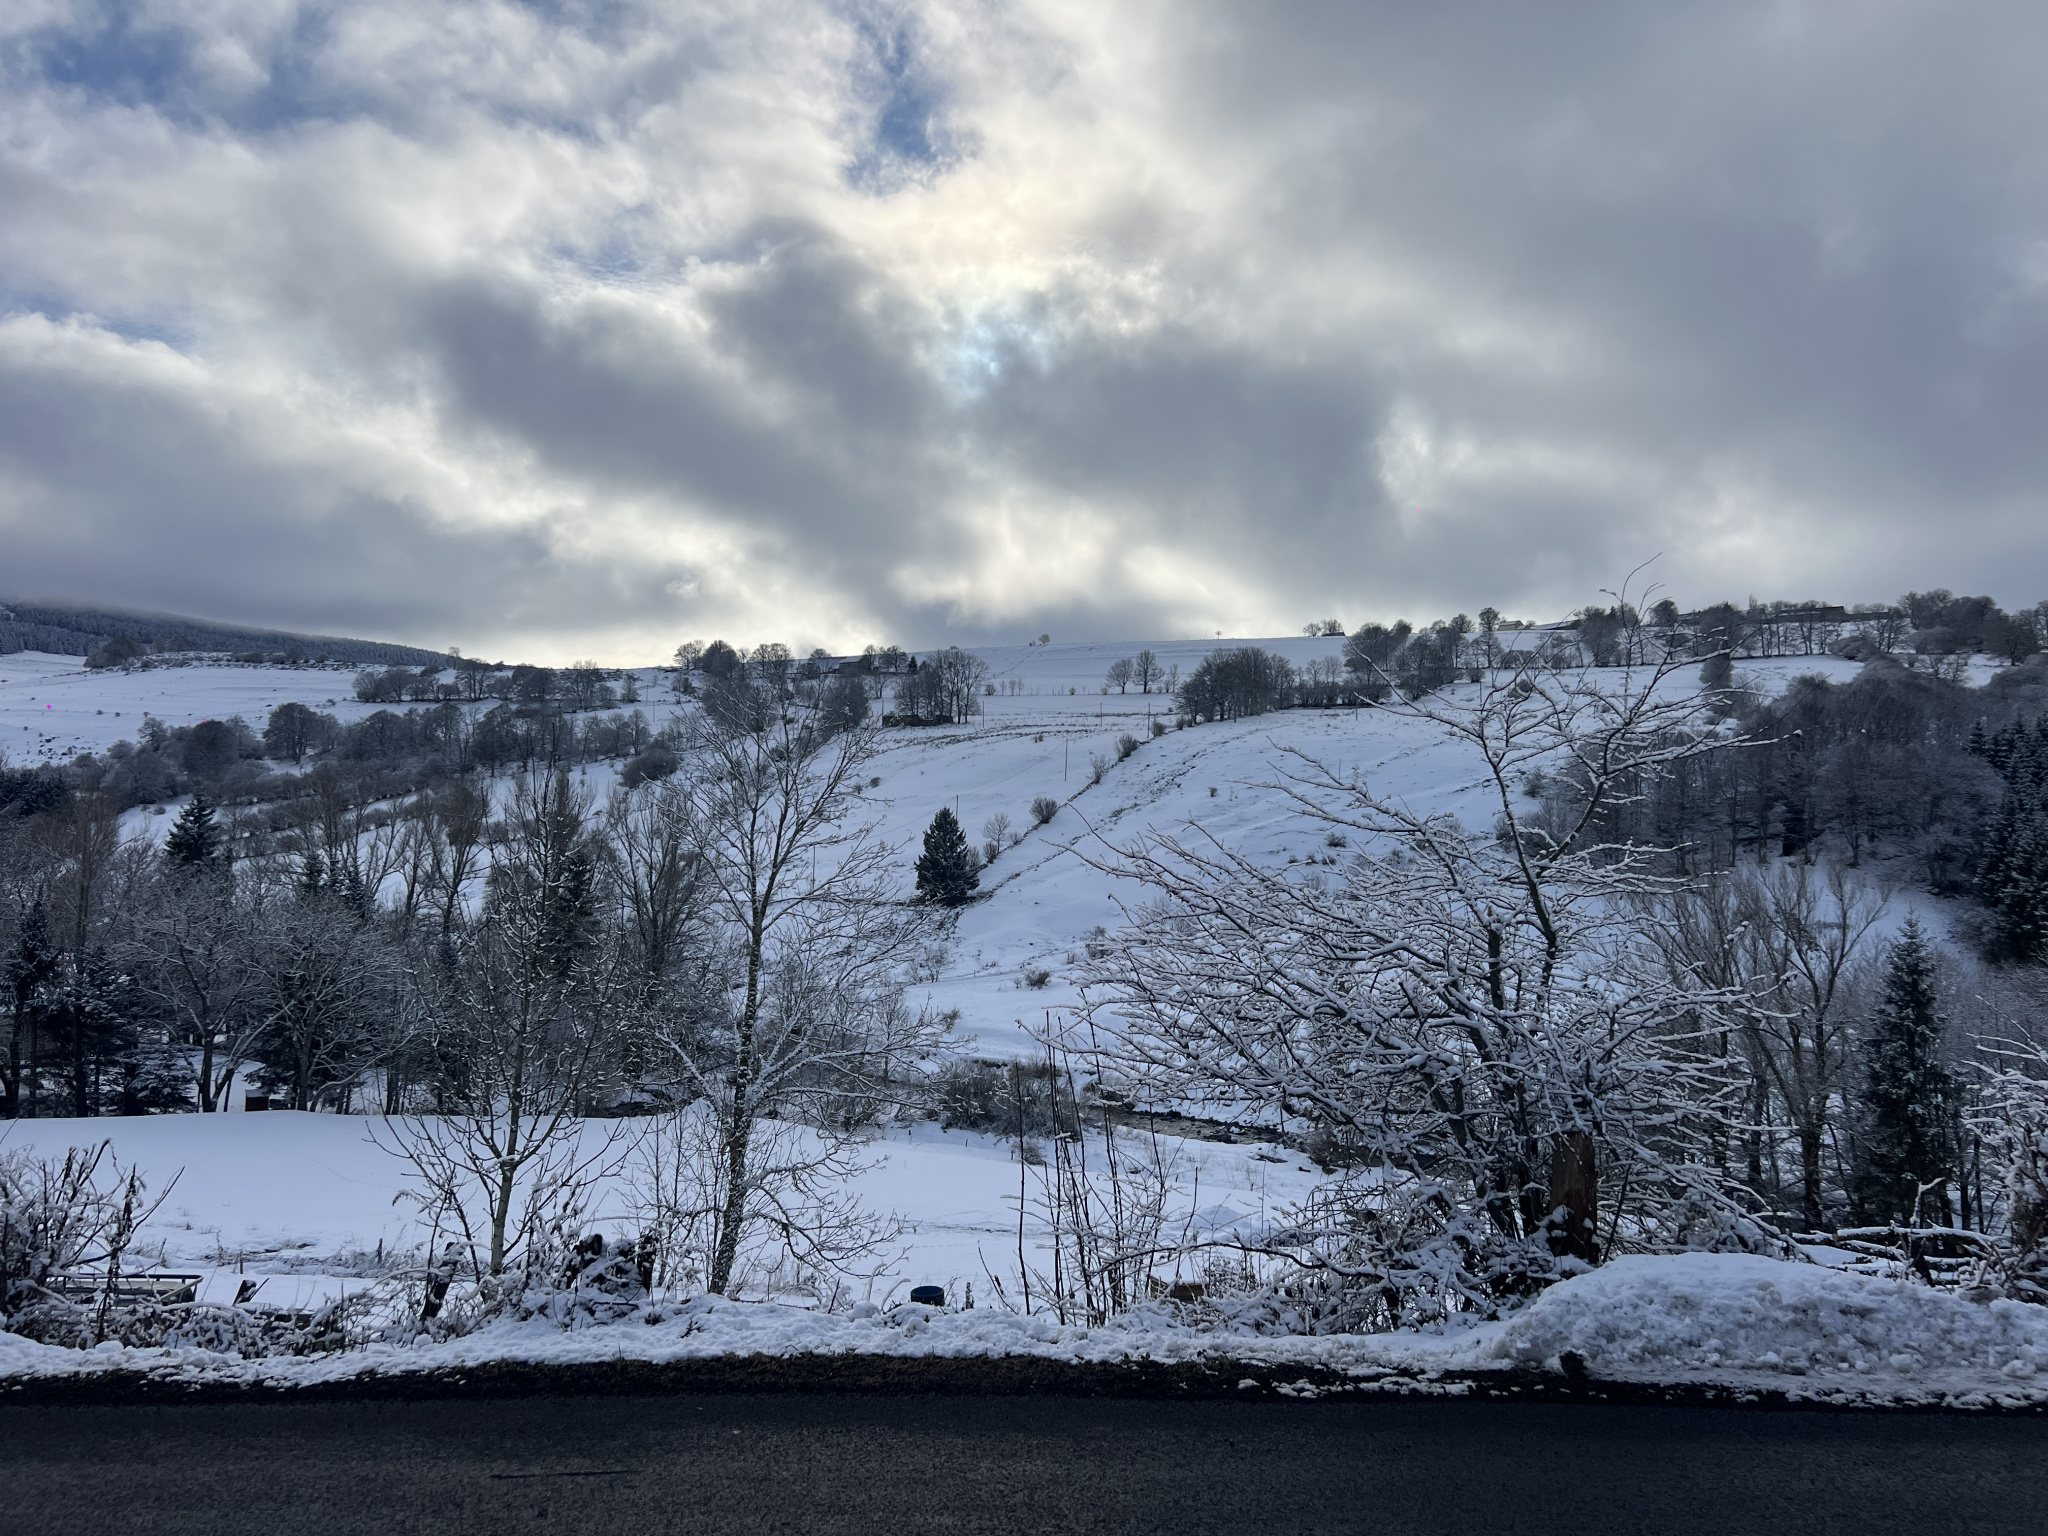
[{"left": 1, "top": 1, "right": 2044, "bottom": 660}]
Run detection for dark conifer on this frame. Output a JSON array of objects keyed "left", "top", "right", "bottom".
[
  {"left": 5, "top": 901, "right": 59, "bottom": 1114},
  {"left": 163, "top": 794, "right": 223, "bottom": 869},
  {"left": 915, "top": 807, "right": 978, "bottom": 906},
  {"left": 1851, "top": 919, "right": 1959, "bottom": 1225},
  {"left": 1990, "top": 811, "right": 2048, "bottom": 965}
]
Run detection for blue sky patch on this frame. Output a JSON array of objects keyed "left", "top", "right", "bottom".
[{"left": 844, "top": 8, "right": 966, "bottom": 194}]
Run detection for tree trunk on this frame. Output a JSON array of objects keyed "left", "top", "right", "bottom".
[
  {"left": 3, "top": 1010, "right": 19, "bottom": 1116},
  {"left": 709, "top": 1111, "right": 751, "bottom": 1295},
  {"left": 710, "top": 913, "right": 767, "bottom": 1297},
  {"left": 1547, "top": 1133, "right": 1600, "bottom": 1262},
  {"left": 1799, "top": 1121, "right": 1825, "bottom": 1232},
  {"left": 197, "top": 1030, "right": 218, "bottom": 1113},
  {"left": 489, "top": 1162, "right": 516, "bottom": 1277}
]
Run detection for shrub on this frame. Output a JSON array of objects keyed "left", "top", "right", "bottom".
[
  {"left": 924, "top": 1060, "right": 1074, "bottom": 1137},
  {"left": 1, "top": 1143, "right": 175, "bottom": 1341},
  {"left": 1150, "top": 718, "right": 1166, "bottom": 739},
  {"left": 1088, "top": 752, "right": 1110, "bottom": 784},
  {"left": 620, "top": 743, "right": 679, "bottom": 788},
  {"left": 1116, "top": 733, "right": 1139, "bottom": 761},
  {"left": 1031, "top": 796, "right": 1059, "bottom": 826}
]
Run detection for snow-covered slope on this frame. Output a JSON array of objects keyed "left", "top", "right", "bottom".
[
  {"left": 0, "top": 650, "right": 396, "bottom": 762},
  {"left": 0, "top": 641, "right": 1881, "bottom": 1061}
]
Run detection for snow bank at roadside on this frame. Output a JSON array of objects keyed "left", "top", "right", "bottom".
[
  {"left": 1475, "top": 1255, "right": 2048, "bottom": 1392},
  {"left": 7, "top": 1254, "right": 2047, "bottom": 1408}
]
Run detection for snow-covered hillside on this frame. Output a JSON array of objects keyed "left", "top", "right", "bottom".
[
  {"left": 0, "top": 640, "right": 1887, "bottom": 1063},
  {"left": 9, "top": 637, "right": 2023, "bottom": 1402}
]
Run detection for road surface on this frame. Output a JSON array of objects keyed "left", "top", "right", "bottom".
[{"left": 5, "top": 1390, "right": 2042, "bottom": 1534}]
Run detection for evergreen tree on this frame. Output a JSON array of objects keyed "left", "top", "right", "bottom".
[
  {"left": 163, "top": 793, "right": 223, "bottom": 869},
  {"left": 1982, "top": 801, "right": 2048, "bottom": 964},
  {"left": 1851, "top": 919, "right": 1959, "bottom": 1225},
  {"left": 5, "top": 901, "right": 59, "bottom": 1115},
  {"left": 41, "top": 949, "right": 150, "bottom": 1117},
  {"left": 915, "top": 807, "right": 978, "bottom": 906},
  {"left": 1974, "top": 716, "right": 2048, "bottom": 965}
]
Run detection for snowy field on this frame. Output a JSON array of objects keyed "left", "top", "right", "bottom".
[
  {"left": 3, "top": 638, "right": 2027, "bottom": 1401},
  {"left": 0, "top": 1108, "right": 1323, "bottom": 1312}
]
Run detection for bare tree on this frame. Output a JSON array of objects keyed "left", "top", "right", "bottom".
[
  {"left": 1105, "top": 659, "right": 1135, "bottom": 694},
  {"left": 40, "top": 786, "right": 123, "bottom": 971},
  {"left": 384, "top": 772, "right": 634, "bottom": 1283},
  {"left": 426, "top": 778, "right": 491, "bottom": 935},
  {"left": 129, "top": 867, "right": 265, "bottom": 1112},
  {"left": 981, "top": 812, "right": 1012, "bottom": 866},
  {"left": 1647, "top": 863, "right": 1887, "bottom": 1229},
  {"left": 248, "top": 879, "right": 390, "bottom": 1111},
  {"left": 664, "top": 707, "right": 938, "bottom": 1295},
  {"left": 1132, "top": 650, "right": 1161, "bottom": 694},
  {"left": 932, "top": 648, "right": 990, "bottom": 724},
  {"left": 605, "top": 778, "right": 710, "bottom": 994},
  {"left": 631, "top": 1098, "right": 897, "bottom": 1300}
]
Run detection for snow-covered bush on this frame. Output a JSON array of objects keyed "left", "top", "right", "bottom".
[
  {"left": 0, "top": 1142, "right": 166, "bottom": 1326},
  {"left": 9, "top": 1292, "right": 364, "bottom": 1355},
  {"left": 1974, "top": 1040, "right": 2048, "bottom": 1303},
  {"left": 1078, "top": 641, "right": 1755, "bottom": 1328},
  {"left": 0, "top": 1143, "right": 341, "bottom": 1353}
]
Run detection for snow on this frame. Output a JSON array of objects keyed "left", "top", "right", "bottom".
[
  {"left": 0, "top": 1108, "right": 1326, "bottom": 1310},
  {"left": 1481, "top": 1254, "right": 2048, "bottom": 1391},
  {"left": 5, "top": 640, "right": 2040, "bottom": 1399},
  {"left": 4, "top": 1112, "right": 2044, "bottom": 1404},
  {"left": 2, "top": 1248, "right": 2044, "bottom": 1409},
  {"left": 0, "top": 650, "right": 400, "bottom": 764}
]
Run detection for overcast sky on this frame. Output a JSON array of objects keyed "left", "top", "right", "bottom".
[{"left": 2, "top": 2, "right": 2044, "bottom": 662}]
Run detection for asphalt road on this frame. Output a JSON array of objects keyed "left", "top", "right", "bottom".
[{"left": 4, "top": 1391, "right": 2044, "bottom": 1536}]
